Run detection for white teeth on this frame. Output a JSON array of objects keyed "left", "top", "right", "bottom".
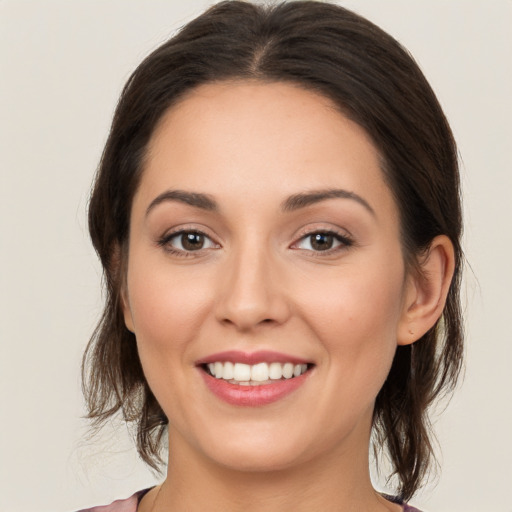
[
  {"left": 233, "top": 363, "right": 251, "bottom": 381},
  {"left": 251, "top": 362, "right": 269, "bottom": 382},
  {"left": 282, "top": 363, "right": 294, "bottom": 379},
  {"left": 268, "top": 362, "right": 282, "bottom": 380},
  {"left": 207, "top": 361, "right": 309, "bottom": 383},
  {"left": 223, "top": 361, "right": 234, "bottom": 380}
]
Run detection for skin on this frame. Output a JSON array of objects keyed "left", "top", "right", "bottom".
[{"left": 122, "top": 81, "right": 454, "bottom": 511}]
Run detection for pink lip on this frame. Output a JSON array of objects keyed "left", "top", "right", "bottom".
[
  {"left": 196, "top": 350, "right": 310, "bottom": 366},
  {"left": 199, "top": 369, "right": 311, "bottom": 407}
]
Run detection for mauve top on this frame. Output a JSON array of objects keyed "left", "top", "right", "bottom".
[{"left": 77, "top": 489, "right": 423, "bottom": 511}]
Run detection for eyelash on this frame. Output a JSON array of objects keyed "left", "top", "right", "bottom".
[
  {"left": 291, "top": 229, "right": 354, "bottom": 256},
  {"left": 157, "top": 228, "right": 354, "bottom": 257},
  {"left": 157, "top": 229, "right": 217, "bottom": 258}
]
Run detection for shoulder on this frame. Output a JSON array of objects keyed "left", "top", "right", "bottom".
[
  {"left": 76, "top": 489, "right": 151, "bottom": 512},
  {"left": 382, "top": 494, "right": 423, "bottom": 512},
  {"left": 403, "top": 504, "right": 423, "bottom": 512}
]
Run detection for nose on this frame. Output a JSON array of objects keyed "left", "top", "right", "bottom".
[{"left": 215, "top": 242, "right": 291, "bottom": 332}]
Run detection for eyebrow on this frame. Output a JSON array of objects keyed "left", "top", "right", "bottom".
[
  {"left": 146, "top": 190, "right": 218, "bottom": 216},
  {"left": 145, "top": 187, "right": 375, "bottom": 217},
  {"left": 281, "top": 188, "right": 375, "bottom": 216}
]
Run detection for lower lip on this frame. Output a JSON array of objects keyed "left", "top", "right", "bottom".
[{"left": 199, "top": 370, "right": 311, "bottom": 406}]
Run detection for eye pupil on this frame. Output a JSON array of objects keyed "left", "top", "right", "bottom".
[
  {"left": 311, "top": 233, "right": 333, "bottom": 251},
  {"left": 182, "top": 232, "right": 204, "bottom": 250}
]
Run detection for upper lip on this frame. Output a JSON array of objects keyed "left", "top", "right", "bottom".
[{"left": 196, "top": 350, "right": 311, "bottom": 366}]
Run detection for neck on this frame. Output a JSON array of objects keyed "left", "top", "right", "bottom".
[{"left": 146, "top": 427, "right": 400, "bottom": 512}]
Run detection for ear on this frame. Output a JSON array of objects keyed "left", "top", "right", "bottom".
[
  {"left": 112, "top": 244, "right": 135, "bottom": 333},
  {"left": 397, "top": 235, "right": 455, "bottom": 346},
  {"left": 121, "top": 284, "right": 135, "bottom": 333}
]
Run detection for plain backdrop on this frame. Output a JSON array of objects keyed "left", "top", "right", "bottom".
[{"left": 1, "top": 1, "right": 511, "bottom": 511}]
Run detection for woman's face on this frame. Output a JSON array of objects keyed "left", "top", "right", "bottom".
[{"left": 122, "top": 81, "right": 416, "bottom": 472}]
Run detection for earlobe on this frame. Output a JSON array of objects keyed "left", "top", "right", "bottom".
[
  {"left": 112, "top": 244, "right": 135, "bottom": 333},
  {"left": 121, "top": 286, "right": 135, "bottom": 333},
  {"left": 397, "top": 235, "right": 455, "bottom": 346}
]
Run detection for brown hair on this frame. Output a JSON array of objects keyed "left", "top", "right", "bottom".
[{"left": 83, "top": 0, "right": 463, "bottom": 501}]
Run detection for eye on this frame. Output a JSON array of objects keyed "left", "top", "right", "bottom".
[
  {"left": 294, "top": 231, "right": 353, "bottom": 252},
  {"left": 159, "top": 230, "right": 218, "bottom": 254}
]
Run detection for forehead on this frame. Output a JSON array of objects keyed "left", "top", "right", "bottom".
[{"left": 138, "top": 80, "right": 397, "bottom": 223}]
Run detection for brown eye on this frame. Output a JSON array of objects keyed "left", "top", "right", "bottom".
[
  {"left": 161, "top": 230, "right": 217, "bottom": 253},
  {"left": 294, "top": 230, "right": 353, "bottom": 253},
  {"left": 310, "top": 233, "right": 334, "bottom": 251},
  {"left": 181, "top": 232, "right": 205, "bottom": 251}
]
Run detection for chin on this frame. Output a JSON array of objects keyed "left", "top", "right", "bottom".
[
  {"left": 187, "top": 414, "right": 351, "bottom": 476},
  {"left": 175, "top": 417, "right": 313, "bottom": 473},
  {"left": 208, "top": 442, "right": 309, "bottom": 474}
]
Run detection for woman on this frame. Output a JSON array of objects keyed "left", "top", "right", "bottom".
[{"left": 81, "top": 1, "right": 463, "bottom": 510}]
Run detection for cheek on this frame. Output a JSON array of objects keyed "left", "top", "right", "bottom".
[
  {"left": 125, "top": 257, "right": 213, "bottom": 360},
  {"left": 124, "top": 258, "right": 219, "bottom": 423},
  {"left": 300, "top": 264, "right": 404, "bottom": 338},
  {"left": 296, "top": 263, "right": 405, "bottom": 385}
]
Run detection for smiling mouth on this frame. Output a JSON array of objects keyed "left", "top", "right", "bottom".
[{"left": 202, "top": 361, "right": 313, "bottom": 386}]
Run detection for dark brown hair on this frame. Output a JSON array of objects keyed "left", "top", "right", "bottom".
[{"left": 83, "top": 0, "right": 463, "bottom": 501}]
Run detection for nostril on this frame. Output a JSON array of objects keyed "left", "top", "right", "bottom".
[{"left": 219, "top": 316, "right": 277, "bottom": 330}]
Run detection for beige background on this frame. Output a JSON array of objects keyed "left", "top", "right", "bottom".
[{"left": 1, "top": 1, "right": 511, "bottom": 511}]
